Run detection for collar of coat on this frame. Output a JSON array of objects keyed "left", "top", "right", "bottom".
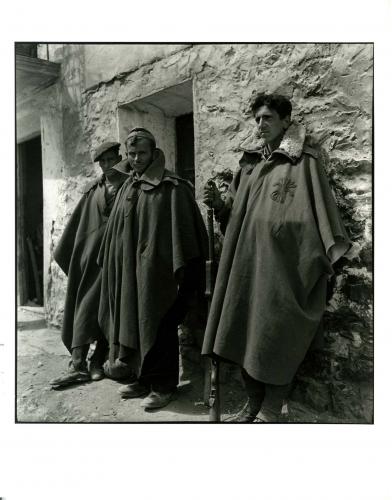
[
  {"left": 112, "top": 158, "right": 132, "bottom": 175},
  {"left": 83, "top": 158, "right": 132, "bottom": 194},
  {"left": 239, "top": 120, "right": 309, "bottom": 163},
  {"left": 126, "top": 148, "right": 189, "bottom": 191}
]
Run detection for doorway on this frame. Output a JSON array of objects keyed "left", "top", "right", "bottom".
[
  {"left": 175, "top": 113, "right": 195, "bottom": 189},
  {"left": 17, "top": 136, "right": 44, "bottom": 306},
  {"left": 118, "top": 80, "right": 195, "bottom": 188}
]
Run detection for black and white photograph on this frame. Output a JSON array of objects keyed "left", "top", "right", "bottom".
[
  {"left": 2, "top": 2, "right": 391, "bottom": 498},
  {"left": 15, "top": 42, "right": 373, "bottom": 424}
]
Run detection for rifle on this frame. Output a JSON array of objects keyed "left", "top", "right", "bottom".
[{"left": 204, "top": 205, "right": 220, "bottom": 422}]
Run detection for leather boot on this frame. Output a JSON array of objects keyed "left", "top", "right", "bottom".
[{"left": 229, "top": 397, "right": 263, "bottom": 423}]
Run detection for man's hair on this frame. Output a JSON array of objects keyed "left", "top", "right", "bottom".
[
  {"left": 126, "top": 127, "right": 156, "bottom": 150},
  {"left": 250, "top": 93, "right": 292, "bottom": 119}
]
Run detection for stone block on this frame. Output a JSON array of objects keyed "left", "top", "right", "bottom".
[
  {"left": 329, "top": 381, "right": 370, "bottom": 421},
  {"left": 291, "top": 376, "right": 332, "bottom": 413}
]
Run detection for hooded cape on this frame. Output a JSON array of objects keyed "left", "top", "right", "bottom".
[
  {"left": 97, "top": 150, "right": 208, "bottom": 373},
  {"left": 202, "top": 122, "right": 351, "bottom": 385},
  {"left": 54, "top": 164, "right": 130, "bottom": 352}
]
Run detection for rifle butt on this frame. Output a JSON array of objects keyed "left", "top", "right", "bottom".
[{"left": 208, "top": 358, "right": 220, "bottom": 422}]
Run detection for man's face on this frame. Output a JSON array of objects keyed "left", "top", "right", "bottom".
[
  {"left": 98, "top": 149, "right": 121, "bottom": 174},
  {"left": 127, "top": 138, "right": 155, "bottom": 174},
  {"left": 254, "top": 105, "right": 290, "bottom": 147}
]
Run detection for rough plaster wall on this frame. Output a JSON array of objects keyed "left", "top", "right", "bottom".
[
  {"left": 44, "top": 43, "right": 372, "bottom": 420},
  {"left": 84, "top": 44, "right": 191, "bottom": 90},
  {"left": 45, "top": 45, "right": 105, "bottom": 327}
]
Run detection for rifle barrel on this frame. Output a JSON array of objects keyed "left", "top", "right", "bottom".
[
  {"left": 207, "top": 208, "right": 215, "bottom": 261},
  {"left": 204, "top": 205, "right": 221, "bottom": 422}
]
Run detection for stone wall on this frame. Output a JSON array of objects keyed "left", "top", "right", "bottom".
[
  {"left": 83, "top": 44, "right": 191, "bottom": 90},
  {"left": 35, "top": 43, "right": 372, "bottom": 421}
]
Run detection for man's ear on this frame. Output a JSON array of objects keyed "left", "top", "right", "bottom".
[
  {"left": 118, "top": 154, "right": 123, "bottom": 161},
  {"left": 283, "top": 115, "right": 291, "bottom": 130},
  {"left": 152, "top": 149, "right": 159, "bottom": 160}
]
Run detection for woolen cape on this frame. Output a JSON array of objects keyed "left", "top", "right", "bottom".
[
  {"left": 97, "top": 150, "right": 208, "bottom": 373},
  {"left": 54, "top": 163, "right": 130, "bottom": 352},
  {"left": 201, "top": 122, "right": 351, "bottom": 385}
]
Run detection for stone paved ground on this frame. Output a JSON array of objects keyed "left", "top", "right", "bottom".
[{"left": 16, "top": 308, "right": 343, "bottom": 424}]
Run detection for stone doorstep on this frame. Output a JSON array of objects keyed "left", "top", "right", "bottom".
[{"left": 19, "top": 306, "right": 45, "bottom": 317}]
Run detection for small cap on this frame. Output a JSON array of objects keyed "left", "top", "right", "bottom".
[
  {"left": 93, "top": 141, "right": 121, "bottom": 162},
  {"left": 126, "top": 128, "right": 156, "bottom": 145}
]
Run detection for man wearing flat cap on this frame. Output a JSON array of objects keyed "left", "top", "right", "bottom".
[
  {"left": 51, "top": 141, "right": 131, "bottom": 388},
  {"left": 98, "top": 127, "right": 208, "bottom": 410}
]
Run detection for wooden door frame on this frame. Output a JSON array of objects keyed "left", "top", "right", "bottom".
[{"left": 16, "top": 142, "right": 29, "bottom": 305}]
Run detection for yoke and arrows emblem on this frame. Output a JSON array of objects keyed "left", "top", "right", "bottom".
[{"left": 270, "top": 177, "right": 297, "bottom": 204}]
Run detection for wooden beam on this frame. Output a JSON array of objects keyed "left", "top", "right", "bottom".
[{"left": 16, "top": 144, "right": 29, "bottom": 305}]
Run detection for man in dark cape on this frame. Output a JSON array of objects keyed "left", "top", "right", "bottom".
[
  {"left": 50, "top": 141, "right": 131, "bottom": 388},
  {"left": 98, "top": 128, "right": 208, "bottom": 410},
  {"left": 202, "top": 93, "right": 351, "bottom": 422}
]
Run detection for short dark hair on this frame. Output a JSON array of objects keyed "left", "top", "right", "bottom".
[
  {"left": 126, "top": 128, "right": 156, "bottom": 150},
  {"left": 250, "top": 93, "right": 292, "bottom": 119}
]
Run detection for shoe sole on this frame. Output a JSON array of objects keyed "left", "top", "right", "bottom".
[
  {"left": 50, "top": 375, "right": 90, "bottom": 389},
  {"left": 119, "top": 390, "right": 149, "bottom": 399},
  {"left": 226, "top": 415, "right": 257, "bottom": 423}
]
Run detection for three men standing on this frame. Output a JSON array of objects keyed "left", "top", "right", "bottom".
[{"left": 52, "top": 93, "right": 349, "bottom": 421}]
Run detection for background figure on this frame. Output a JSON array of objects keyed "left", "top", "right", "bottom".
[
  {"left": 202, "top": 93, "right": 351, "bottom": 422},
  {"left": 50, "top": 142, "right": 131, "bottom": 388},
  {"left": 98, "top": 128, "right": 208, "bottom": 410}
]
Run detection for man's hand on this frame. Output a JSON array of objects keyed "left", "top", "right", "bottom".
[{"left": 203, "top": 181, "right": 225, "bottom": 211}]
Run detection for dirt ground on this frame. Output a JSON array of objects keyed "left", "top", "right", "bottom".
[
  {"left": 16, "top": 308, "right": 248, "bottom": 423},
  {"left": 16, "top": 307, "right": 334, "bottom": 424}
]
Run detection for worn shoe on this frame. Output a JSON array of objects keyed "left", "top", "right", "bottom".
[
  {"left": 228, "top": 399, "right": 261, "bottom": 423},
  {"left": 254, "top": 407, "right": 280, "bottom": 423},
  {"left": 89, "top": 364, "right": 105, "bottom": 381},
  {"left": 118, "top": 381, "right": 149, "bottom": 399},
  {"left": 140, "top": 390, "right": 177, "bottom": 410},
  {"left": 50, "top": 363, "right": 90, "bottom": 389},
  {"left": 104, "top": 359, "right": 136, "bottom": 381},
  {"left": 253, "top": 416, "right": 268, "bottom": 423}
]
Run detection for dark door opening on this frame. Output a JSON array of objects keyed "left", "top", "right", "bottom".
[
  {"left": 175, "top": 113, "right": 195, "bottom": 190},
  {"left": 17, "top": 136, "right": 44, "bottom": 306}
]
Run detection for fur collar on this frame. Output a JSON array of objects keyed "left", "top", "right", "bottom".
[{"left": 239, "top": 121, "right": 306, "bottom": 162}]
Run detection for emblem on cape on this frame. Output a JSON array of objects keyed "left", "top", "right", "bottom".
[{"left": 270, "top": 177, "right": 297, "bottom": 204}]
